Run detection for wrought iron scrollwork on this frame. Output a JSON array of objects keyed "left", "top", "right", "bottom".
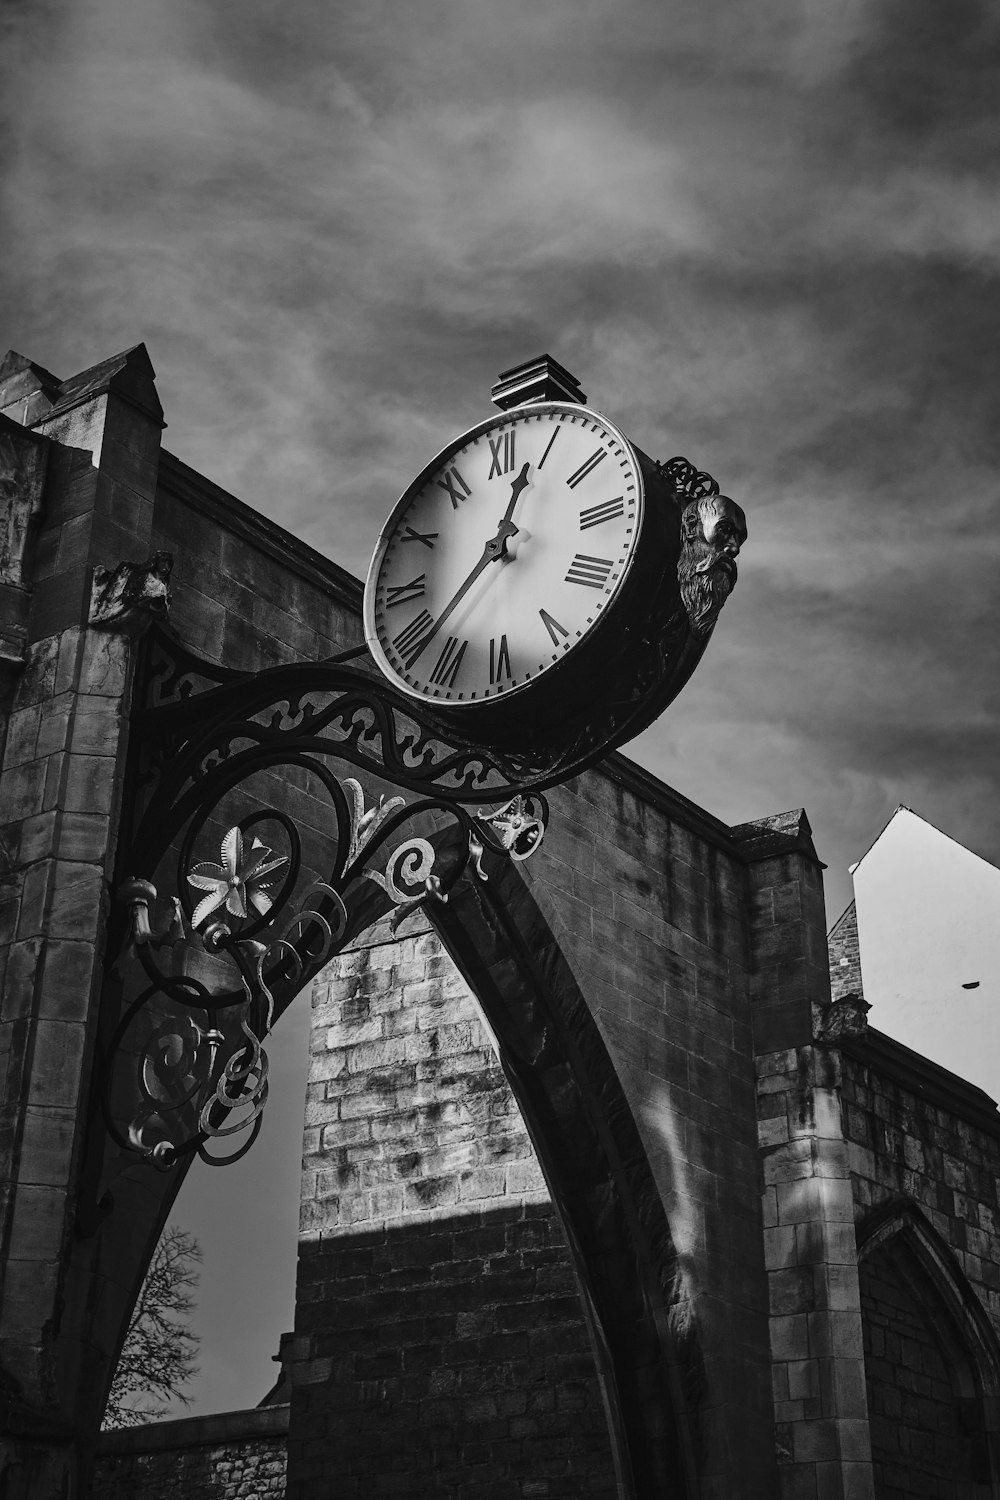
[{"left": 101, "top": 642, "right": 549, "bottom": 1171}]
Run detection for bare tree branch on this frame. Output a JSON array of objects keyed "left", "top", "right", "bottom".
[{"left": 103, "top": 1225, "right": 202, "bottom": 1430}]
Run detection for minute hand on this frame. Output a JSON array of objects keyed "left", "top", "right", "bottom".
[{"left": 405, "top": 462, "right": 531, "bottom": 670}]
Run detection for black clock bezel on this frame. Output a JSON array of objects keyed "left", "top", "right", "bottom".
[{"left": 363, "top": 401, "right": 654, "bottom": 719}]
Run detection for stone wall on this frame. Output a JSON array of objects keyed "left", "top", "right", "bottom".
[
  {"left": 94, "top": 1406, "right": 288, "bottom": 1500},
  {"left": 287, "top": 918, "right": 619, "bottom": 1499},
  {"left": 840, "top": 1027, "right": 1000, "bottom": 1500},
  {"left": 859, "top": 1241, "right": 986, "bottom": 1497},
  {"left": 841, "top": 1030, "right": 1000, "bottom": 1337}
]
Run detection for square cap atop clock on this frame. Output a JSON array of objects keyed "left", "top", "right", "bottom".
[{"left": 491, "top": 354, "right": 586, "bottom": 410}]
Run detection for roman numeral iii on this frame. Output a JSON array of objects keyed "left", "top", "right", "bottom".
[
  {"left": 565, "top": 554, "right": 613, "bottom": 589},
  {"left": 429, "top": 636, "right": 468, "bottom": 689},
  {"left": 385, "top": 575, "right": 426, "bottom": 608},
  {"left": 579, "top": 497, "right": 625, "bottom": 530}
]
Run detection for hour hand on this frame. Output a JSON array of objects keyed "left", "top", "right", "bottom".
[
  {"left": 502, "top": 462, "right": 530, "bottom": 524},
  {"left": 485, "top": 463, "right": 531, "bottom": 561},
  {"left": 404, "top": 463, "right": 532, "bottom": 669}
]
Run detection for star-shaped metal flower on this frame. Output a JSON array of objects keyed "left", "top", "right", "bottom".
[{"left": 187, "top": 827, "right": 289, "bottom": 930}]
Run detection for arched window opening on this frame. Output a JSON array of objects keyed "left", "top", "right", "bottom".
[{"left": 858, "top": 1203, "right": 1000, "bottom": 1499}]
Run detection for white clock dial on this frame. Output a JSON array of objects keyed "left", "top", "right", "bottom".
[{"left": 364, "top": 403, "right": 644, "bottom": 708}]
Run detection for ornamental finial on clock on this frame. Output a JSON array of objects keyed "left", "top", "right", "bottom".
[{"left": 490, "top": 354, "right": 587, "bottom": 410}]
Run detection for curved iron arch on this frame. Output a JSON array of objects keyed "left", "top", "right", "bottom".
[{"left": 433, "top": 851, "right": 704, "bottom": 1500}]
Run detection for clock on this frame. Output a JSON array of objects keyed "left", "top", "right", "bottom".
[{"left": 363, "top": 402, "right": 658, "bottom": 726}]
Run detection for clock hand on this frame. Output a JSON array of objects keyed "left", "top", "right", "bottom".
[{"left": 404, "top": 463, "right": 532, "bottom": 669}]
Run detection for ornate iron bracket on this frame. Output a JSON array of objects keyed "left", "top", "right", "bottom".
[{"left": 98, "top": 631, "right": 549, "bottom": 1172}]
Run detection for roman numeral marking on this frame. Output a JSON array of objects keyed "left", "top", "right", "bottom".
[
  {"left": 488, "top": 430, "right": 516, "bottom": 479},
  {"left": 539, "top": 608, "right": 570, "bottom": 647},
  {"left": 402, "top": 525, "right": 438, "bottom": 548},
  {"left": 386, "top": 575, "right": 426, "bottom": 608},
  {"left": 429, "top": 636, "right": 468, "bottom": 689},
  {"left": 436, "top": 466, "right": 472, "bottom": 509},
  {"left": 392, "top": 609, "right": 433, "bottom": 665},
  {"left": 580, "top": 497, "right": 625, "bottom": 530},
  {"left": 537, "top": 425, "right": 561, "bottom": 470},
  {"left": 490, "top": 634, "right": 511, "bottom": 683},
  {"left": 565, "top": 554, "right": 613, "bottom": 589},
  {"left": 566, "top": 448, "right": 607, "bottom": 488}
]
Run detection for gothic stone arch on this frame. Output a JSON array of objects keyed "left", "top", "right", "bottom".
[{"left": 858, "top": 1201, "right": 1000, "bottom": 1497}]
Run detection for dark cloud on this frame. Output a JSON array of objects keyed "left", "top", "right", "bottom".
[{"left": 3, "top": 0, "right": 1000, "bottom": 1411}]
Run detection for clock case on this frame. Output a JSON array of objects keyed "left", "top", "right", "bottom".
[{"left": 364, "top": 401, "right": 712, "bottom": 785}]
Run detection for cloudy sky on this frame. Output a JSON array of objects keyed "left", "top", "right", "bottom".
[{"left": 4, "top": 0, "right": 1000, "bottom": 1417}]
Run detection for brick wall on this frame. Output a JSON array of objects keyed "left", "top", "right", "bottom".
[
  {"left": 287, "top": 918, "right": 619, "bottom": 1499},
  {"left": 841, "top": 1034, "right": 1000, "bottom": 1336},
  {"left": 828, "top": 901, "right": 863, "bottom": 1003},
  {"left": 859, "top": 1245, "right": 984, "bottom": 1497},
  {"left": 840, "top": 1029, "right": 1000, "bottom": 1499},
  {"left": 93, "top": 1406, "right": 288, "bottom": 1499}
]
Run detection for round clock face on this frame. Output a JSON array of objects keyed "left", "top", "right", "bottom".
[{"left": 364, "top": 402, "right": 644, "bottom": 708}]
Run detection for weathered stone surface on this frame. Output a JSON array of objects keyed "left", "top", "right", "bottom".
[
  {"left": 92, "top": 1408, "right": 288, "bottom": 1500},
  {"left": 289, "top": 924, "right": 618, "bottom": 1500}
]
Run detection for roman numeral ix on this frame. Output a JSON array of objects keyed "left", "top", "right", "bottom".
[
  {"left": 385, "top": 575, "right": 426, "bottom": 608},
  {"left": 488, "top": 430, "right": 516, "bottom": 479},
  {"left": 565, "top": 554, "right": 613, "bottom": 589},
  {"left": 566, "top": 448, "right": 607, "bottom": 488},
  {"left": 429, "top": 636, "right": 468, "bottom": 689},
  {"left": 580, "top": 497, "right": 625, "bottom": 530},
  {"left": 436, "top": 467, "right": 471, "bottom": 509}
]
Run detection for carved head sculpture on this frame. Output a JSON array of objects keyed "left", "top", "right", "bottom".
[{"left": 677, "top": 493, "right": 747, "bottom": 638}]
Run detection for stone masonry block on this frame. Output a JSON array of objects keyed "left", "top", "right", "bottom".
[
  {"left": 27, "top": 1017, "right": 88, "bottom": 1106},
  {"left": 770, "top": 1313, "right": 809, "bottom": 1362},
  {"left": 763, "top": 1138, "right": 815, "bottom": 1185},
  {"left": 4, "top": 704, "right": 41, "bottom": 766},
  {"left": 791, "top": 1418, "right": 840, "bottom": 1463},
  {"left": 16, "top": 859, "right": 51, "bottom": 939},
  {"left": 1, "top": 938, "right": 42, "bottom": 1021},
  {"left": 45, "top": 861, "right": 105, "bottom": 940},
  {"left": 0, "top": 1256, "right": 61, "bottom": 1339},
  {"left": 63, "top": 753, "right": 117, "bottom": 815},
  {"left": 6, "top": 1181, "right": 68, "bottom": 1262},
  {"left": 37, "top": 939, "right": 97, "bottom": 1022},
  {"left": 35, "top": 700, "right": 73, "bottom": 759},
  {"left": 759, "top": 1115, "right": 791, "bottom": 1149},
  {"left": 763, "top": 1225, "right": 798, "bottom": 1270},
  {"left": 15, "top": 1105, "right": 77, "bottom": 1186},
  {"left": 80, "top": 630, "right": 129, "bottom": 697},
  {"left": 69, "top": 699, "right": 122, "bottom": 756},
  {"left": 770, "top": 1267, "right": 816, "bottom": 1315},
  {"left": 14, "top": 637, "right": 60, "bottom": 709},
  {"left": 1, "top": 757, "right": 47, "bottom": 824}
]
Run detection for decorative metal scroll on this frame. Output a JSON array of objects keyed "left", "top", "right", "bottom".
[{"left": 99, "top": 631, "right": 549, "bottom": 1171}]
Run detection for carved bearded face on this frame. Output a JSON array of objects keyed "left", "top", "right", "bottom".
[{"left": 677, "top": 494, "right": 747, "bottom": 638}]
